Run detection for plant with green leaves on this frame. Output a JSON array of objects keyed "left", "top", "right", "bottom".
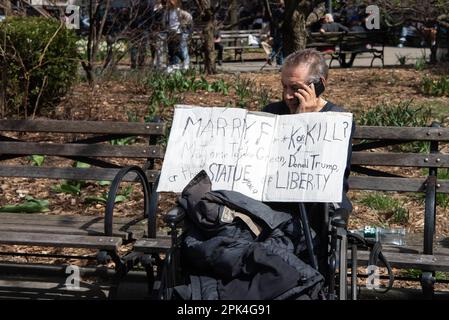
[
  {"left": 0, "top": 196, "right": 50, "bottom": 213},
  {"left": 436, "top": 169, "right": 449, "bottom": 208},
  {"left": 51, "top": 161, "right": 90, "bottom": 195},
  {"left": 359, "top": 192, "right": 409, "bottom": 225},
  {"left": 419, "top": 168, "right": 449, "bottom": 208},
  {"left": 211, "top": 79, "right": 229, "bottom": 95},
  {"left": 51, "top": 180, "right": 83, "bottom": 196},
  {"left": 29, "top": 155, "right": 45, "bottom": 166},
  {"left": 395, "top": 53, "right": 408, "bottom": 66},
  {"left": 234, "top": 75, "right": 256, "bottom": 101},
  {"left": 415, "top": 56, "right": 426, "bottom": 71},
  {"left": 421, "top": 76, "right": 449, "bottom": 97},
  {"left": 0, "top": 16, "right": 78, "bottom": 118},
  {"left": 110, "top": 112, "right": 138, "bottom": 145},
  {"left": 84, "top": 185, "right": 133, "bottom": 205}
]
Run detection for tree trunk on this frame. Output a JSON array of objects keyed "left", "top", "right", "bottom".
[
  {"left": 0, "top": 21, "right": 6, "bottom": 117},
  {"left": 283, "top": 0, "right": 321, "bottom": 56},
  {"left": 4, "top": 0, "right": 12, "bottom": 15},
  {"left": 283, "top": 10, "right": 307, "bottom": 55},
  {"left": 82, "top": 0, "right": 110, "bottom": 85},
  {"left": 203, "top": 10, "right": 216, "bottom": 74},
  {"left": 230, "top": 0, "right": 239, "bottom": 29}
]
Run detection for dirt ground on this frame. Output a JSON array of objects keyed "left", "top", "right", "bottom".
[{"left": 2, "top": 64, "right": 449, "bottom": 291}]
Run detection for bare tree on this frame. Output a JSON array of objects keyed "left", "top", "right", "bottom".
[
  {"left": 282, "top": 0, "right": 325, "bottom": 56},
  {"left": 1, "top": 0, "right": 11, "bottom": 15},
  {"left": 194, "top": 0, "right": 218, "bottom": 74},
  {"left": 80, "top": 0, "right": 111, "bottom": 84},
  {"left": 362, "top": 0, "right": 449, "bottom": 63}
]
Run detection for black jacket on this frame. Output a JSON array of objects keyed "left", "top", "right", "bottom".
[{"left": 174, "top": 170, "right": 324, "bottom": 300}]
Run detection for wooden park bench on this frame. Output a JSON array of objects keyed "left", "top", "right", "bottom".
[
  {"left": 191, "top": 29, "right": 266, "bottom": 64},
  {"left": 129, "top": 120, "right": 449, "bottom": 300},
  {"left": 307, "top": 31, "right": 386, "bottom": 67},
  {"left": 0, "top": 119, "right": 166, "bottom": 297},
  {"left": 348, "top": 123, "right": 449, "bottom": 299}
]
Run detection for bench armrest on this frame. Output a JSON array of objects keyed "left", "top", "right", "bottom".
[
  {"left": 163, "top": 206, "right": 186, "bottom": 226},
  {"left": 105, "top": 166, "right": 151, "bottom": 237}
]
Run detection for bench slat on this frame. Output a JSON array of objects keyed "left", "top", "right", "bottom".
[
  {"left": 380, "top": 244, "right": 449, "bottom": 256},
  {"left": 0, "top": 120, "right": 165, "bottom": 135},
  {"left": 0, "top": 212, "right": 145, "bottom": 224},
  {"left": 352, "top": 152, "right": 449, "bottom": 168},
  {"left": 0, "top": 166, "right": 159, "bottom": 182},
  {"left": 0, "top": 212, "right": 145, "bottom": 225},
  {"left": 349, "top": 176, "right": 449, "bottom": 193},
  {"left": 353, "top": 126, "right": 449, "bottom": 141},
  {"left": 353, "top": 250, "right": 449, "bottom": 272},
  {"left": 0, "top": 231, "right": 122, "bottom": 250},
  {"left": 0, "top": 142, "right": 163, "bottom": 158},
  {"left": 0, "top": 216, "right": 147, "bottom": 239},
  {"left": 0, "top": 224, "right": 134, "bottom": 239},
  {"left": 348, "top": 176, "right": 426, "bottom": 192},
  {"left": 133, "top": 238, "right": 172, "bottom": 253}
]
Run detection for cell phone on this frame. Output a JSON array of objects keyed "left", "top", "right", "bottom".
[{"left": 309, "top": 78, "right": 325, "bottom": 97}]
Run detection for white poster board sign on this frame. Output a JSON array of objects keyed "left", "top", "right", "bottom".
[{"left": 157, "top": 105, "right": 352, "bottom": 203}]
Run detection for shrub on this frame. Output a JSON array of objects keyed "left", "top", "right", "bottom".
[
  {"left": 0, "top": 16, "right": 78, "bottom": 118},
  {"left": 357, "top": 100, "right": 431, "bottom": 128},
  {"left": 421, "top": 76, "right": 449, "bottom": 97},
  {"left": 356, "top": 100, "right": 432, "bottom": 152}
]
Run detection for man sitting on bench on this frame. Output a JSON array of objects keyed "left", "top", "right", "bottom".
[{"left": 263, "top": 48, "right": 355, "bottom": 248}]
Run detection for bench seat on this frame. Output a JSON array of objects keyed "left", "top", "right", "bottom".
[
  {"left": 0, "top": 212, "right": 148, "bottom": 241},
  {"left": 354, "top": 251, "right": 449, "bottom": 272},
  {"left": 0, "top": 231, "right": 122, "bottom": 251},
  {"left": 133, "top": 238, "right": 172, "bottom": 254}
]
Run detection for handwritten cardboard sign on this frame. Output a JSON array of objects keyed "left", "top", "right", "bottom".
[{"left": 157, "top": 105, "right": 353, "bottom": 203}]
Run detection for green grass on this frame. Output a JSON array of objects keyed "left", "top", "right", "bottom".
[
  {"left": 421, "top": 76, "right": 449, "bottom": 97},
  {"left": 419, "top": 100, "right": 448, "bottom": 125},
  {"left": 359, "top": 192, "right": 409, "bottom": 224},
  {"left": 400, "top": 269, "right": 449, "bottom": 281},
  {"left": 419, "top": 168, "right": 449, "bottom": 208},
  {"left": 355, "top": 100, "right": 432, "bottom": 153}
]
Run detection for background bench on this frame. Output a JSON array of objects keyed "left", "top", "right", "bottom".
[
  {"left": 307, "top": 31, "right": 386, "bottom": 67},
  {"left": 349, "top": 123, "right": 449, "bottom": 298},
  {"left": 0, "top": 119, "right": 165, "bottom": 297},
  {"left": 191, "top": 29, "right": 266, "bottom": 63}
]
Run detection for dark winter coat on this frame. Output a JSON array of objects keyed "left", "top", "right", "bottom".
[{"left": 173, "top": 170, "right": 324, "bottom": 300}]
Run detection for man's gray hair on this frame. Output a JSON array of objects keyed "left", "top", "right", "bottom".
[{"left": 282, "top": 49, "right": 329, "bottom": 82}]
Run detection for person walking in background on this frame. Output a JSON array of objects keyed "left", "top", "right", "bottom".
[
  {"left": 214, "top": 29, "right": 224, "bottom": 66},
  {"left": 163, "top": 0, "right": 193, "bottom": 70},
  {"left": 267, "top": 0, "right": 285, "bottom": 66}
]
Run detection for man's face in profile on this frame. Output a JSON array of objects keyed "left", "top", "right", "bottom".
[{"left": 281, "top": 64, "right": 310, "bottom": 114}]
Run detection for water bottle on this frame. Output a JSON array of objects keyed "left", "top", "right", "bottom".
[
  {"left": 351, "top": 226, "right": 407, "bottom": 246},
  {"left": 377, "top": 227, "right": 406, "bottom": 246}
]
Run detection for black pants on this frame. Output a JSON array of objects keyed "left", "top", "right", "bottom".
[{"left": 214, "top": 42, "right": 223, "bottom": 62}]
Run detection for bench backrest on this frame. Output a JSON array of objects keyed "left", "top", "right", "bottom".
[
  {"left": 350, "top": 124, "right": 449, "bottom": 255},
  {"left": 307, "top": 31, "right": 386, "bottom": 49},
  {"left": 0, "top": 119, "right": 165, "bottom": 183},
  {"left": 342, "top": 31, "right": 386, "bottom": 47},
  {"left": 307, "top": 32, "right": 343, "bottom": 48},
  {"left": 350, "top": 125, "right": 449, "bottom": 193}
]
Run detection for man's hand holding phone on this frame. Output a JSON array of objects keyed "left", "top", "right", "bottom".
[{"left": 294, "top": 81, "right": 324, "bottom": 113}]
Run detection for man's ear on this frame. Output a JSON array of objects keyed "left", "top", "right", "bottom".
[{"left": 321, "top": 77, "right": 327, "bottom": 89}]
